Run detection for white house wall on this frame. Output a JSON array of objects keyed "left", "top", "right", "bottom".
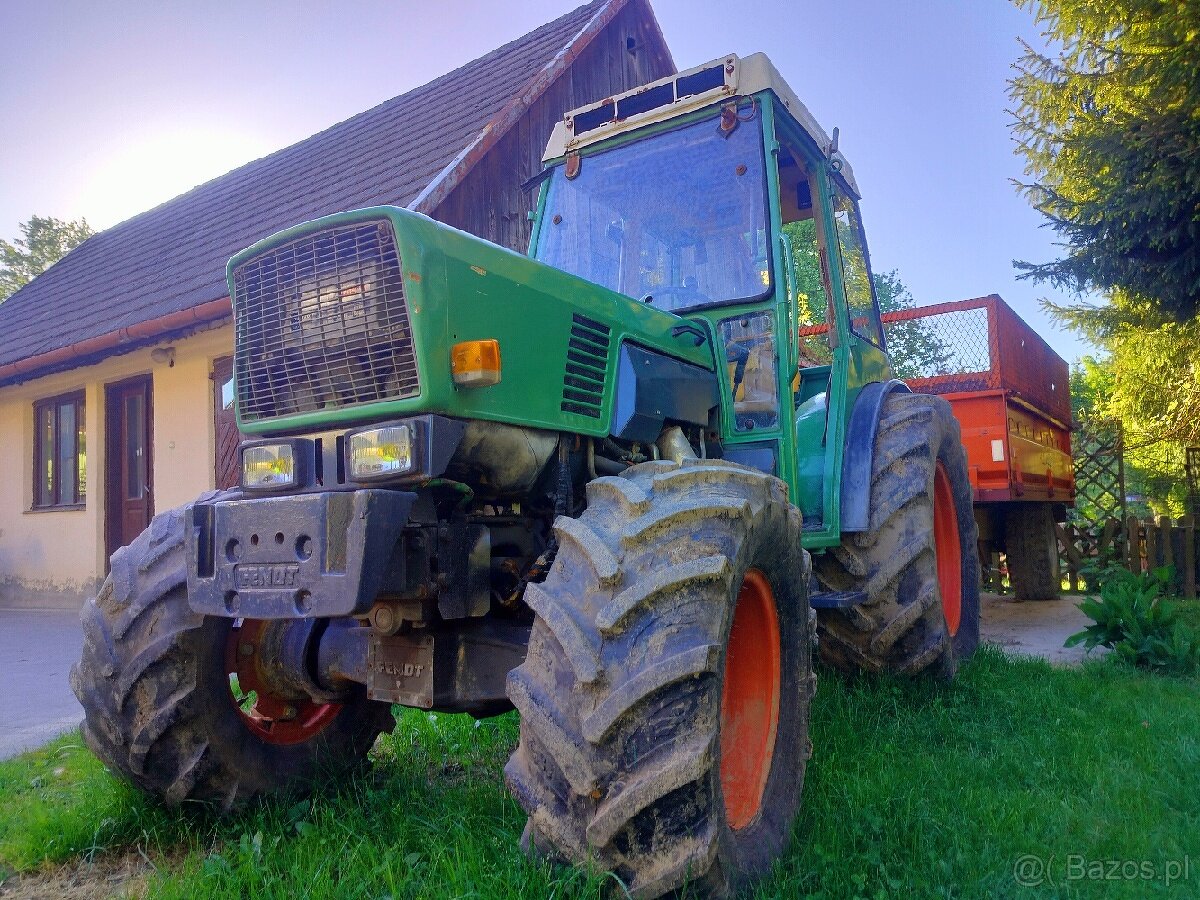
[{"left": 0, "top": 324, "right": 232, "bottom": 608}]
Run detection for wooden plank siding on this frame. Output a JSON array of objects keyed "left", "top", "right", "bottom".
[{"left": 433, "top": 0, "right": 674, "bottom": 252}]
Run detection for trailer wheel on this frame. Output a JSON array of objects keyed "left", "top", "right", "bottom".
[
  {"left": 505, "top": 459, "right": 813, "bottom": 898},
  {"left": 71, "top": 498, "right": 393, "bottom": 810},
  {"left": 1006, "top": 503, "right": 1062, "bottom": 601},
  {"left": 813, "top": 393, "right": 980, "bottom": 677}
]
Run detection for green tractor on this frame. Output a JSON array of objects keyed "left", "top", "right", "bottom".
[{"left": 73, "top": 53, "right": 979, "bottom": 896}]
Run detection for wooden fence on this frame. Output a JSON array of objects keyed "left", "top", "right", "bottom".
[{"left": 1057, "top": 515, "right": 1199, "bottom": 599}]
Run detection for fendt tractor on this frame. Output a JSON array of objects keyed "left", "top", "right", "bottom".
[{"left": 74, "top": 55, "right": 980, "bottom": 897}]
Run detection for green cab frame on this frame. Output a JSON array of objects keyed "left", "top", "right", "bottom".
[{"left": 530, "top": 88, "right": 894, "bottom": 549}]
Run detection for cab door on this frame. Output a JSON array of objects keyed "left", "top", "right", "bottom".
[{"left": 776, "top": 132, "right": 890, "bottom": 542}]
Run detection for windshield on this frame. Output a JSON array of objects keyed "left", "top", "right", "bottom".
[{"left": 535, "top": 110, "right": 771, "bottom": 312}]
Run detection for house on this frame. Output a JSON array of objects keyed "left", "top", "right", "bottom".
[{"left": 0, "top": 0, "right": 674, "bottom": 608}]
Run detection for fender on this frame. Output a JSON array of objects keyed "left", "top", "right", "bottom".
[{"left": 839, "top": 379, "right": 912, "bottom": 532}]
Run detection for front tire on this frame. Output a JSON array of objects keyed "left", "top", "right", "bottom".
[
  {"left": 504, "top": 459, "right": 814, "bottom": 898},
  {"left": 814, "top": 393, "right": 981, "bottom": 677},
  {"left": 71, "top": 501, "right": 393, "bottom": 810}
]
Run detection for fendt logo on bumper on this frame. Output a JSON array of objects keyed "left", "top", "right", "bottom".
[{"left": 234, "top": 564, "right": 301, "bottom": 589}]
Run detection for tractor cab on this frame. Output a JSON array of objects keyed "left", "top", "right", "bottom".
[{"left": 531, "top": 54, "right": 893, "bottom": 541}]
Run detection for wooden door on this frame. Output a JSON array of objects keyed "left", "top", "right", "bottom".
[
  {"left": 105, "top": 376, "right": 153, "bottom": 559},
  {"left": 213, "top": 356, "right": 242, "bottom": 490}
]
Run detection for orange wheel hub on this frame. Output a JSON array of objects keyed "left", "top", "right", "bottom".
[
  {"left": 225, "top": 619, "right": 342, "bottom": 745},
  {"left": 933, "top": 463, "right": 963, "bottom": 636},
  {"left": 719, "top": 568, "right": 781, "bottom": 831}
]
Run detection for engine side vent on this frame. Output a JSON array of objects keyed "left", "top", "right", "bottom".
[{"left": 560, "top": 313, "right": 610, "bottom": 419}]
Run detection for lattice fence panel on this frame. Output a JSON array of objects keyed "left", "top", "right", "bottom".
[{"left": 1073, "top": 417, "right": 1127, "bottom": 524}]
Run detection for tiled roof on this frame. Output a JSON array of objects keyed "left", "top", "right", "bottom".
[{"left": 0, "top": 0, "right": 623, "bottom": 376}]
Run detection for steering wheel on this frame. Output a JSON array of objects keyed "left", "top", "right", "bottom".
[{"left": 650, "top": 285, "right": 710, "bottom": 310}]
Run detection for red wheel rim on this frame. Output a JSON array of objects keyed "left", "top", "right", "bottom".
[
  {"left": 933, "top": 463, "right": 963, "bottom": 636},
  {"left": 225, "top": 619, "right": 342, "bottom": 745},
  {"left": 719, "top": 568, "right": 781, "bottom": 831}
]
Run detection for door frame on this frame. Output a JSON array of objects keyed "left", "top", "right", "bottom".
[
  {"left": 212, "top": 355, "right": 241, "bottom": 490},
  {"left": 104, "top": 374, "right": 154, "bottom": 564}
]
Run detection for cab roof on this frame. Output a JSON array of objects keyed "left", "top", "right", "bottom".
[{"left": 543, "top": 52, "right": 859, "bottom": 195}]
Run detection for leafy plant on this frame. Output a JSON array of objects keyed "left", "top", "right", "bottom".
[{"left": 1067, "top": 566, "right": 1200, "bottom": 675}]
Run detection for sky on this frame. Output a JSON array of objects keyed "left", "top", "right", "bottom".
[{"left": 0, "top": 0, "right": 1093, "bottom": 363}]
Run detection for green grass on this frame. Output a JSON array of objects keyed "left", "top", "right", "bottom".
[{"left": 2, "top": 646, "right": 1198, "bottom": 898}]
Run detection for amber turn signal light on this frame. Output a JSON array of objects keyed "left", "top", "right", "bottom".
[{"left": 451, "top": 339, "right": 502, "bottom": 387}]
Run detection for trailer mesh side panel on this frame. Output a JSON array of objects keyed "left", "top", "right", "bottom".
[
  {"left": 884, "top": 306, "right": 992, "bottom": 386},
  {"left": 882, "top": 295, "right": 1071, "bottom": 424},
  {"left": 232, "top": 220, "right": 418, "bottom": 422}
]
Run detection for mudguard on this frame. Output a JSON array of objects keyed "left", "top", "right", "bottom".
[{"left": 839, "top": 379, "right": 912, "bottom": 532}]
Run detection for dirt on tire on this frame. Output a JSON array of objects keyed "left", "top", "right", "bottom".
[
  {"left": 70, "top": 495, "right": 393, "bottom": 810},
  {"left": 504, "top": 458, "right": 814, "bottom": 898},
  {"left": 813, "top": 393, "right": 981, "bottom": 677}
]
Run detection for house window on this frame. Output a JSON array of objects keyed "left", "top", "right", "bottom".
[{"left": 34, "top": 391, "right": 86, "bottom": 508}]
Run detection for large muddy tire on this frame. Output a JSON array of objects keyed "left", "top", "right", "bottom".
[
  {"left": 1006, "top": 504, "right": 1062, "bottom": 601},
  {"left": 70, "top": 499, "right": 393, "bottom": 810},
  {"left": 813, "top": 393, "right": 980, "bottom": 677},
  {"left": 504, "top": 459, "right": 814, "bottom": 899}
]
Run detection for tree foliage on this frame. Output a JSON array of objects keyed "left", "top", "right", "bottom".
[
  {"left": 783, "top": 218, "right": 951, "bottom": 376},
  {"left": 0, "top": 215, "right": 95, "bottom": 301},
  {"left": 1068, "top": 353, "right": 1114, "bottom": 421},
  {"left": 873, "top": 269, "right": 954, "bottom": 381},
  {"left": 1063, "top": 303, "right": 1199, "bottom": 515},
  {"left": 1010, "top": 0, "right": 1200, "bottom": 322}
]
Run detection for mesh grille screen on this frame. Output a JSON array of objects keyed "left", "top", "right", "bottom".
[
  {"left": 232, "top": 220, "right": 418, "bottom": 422},
  {"left": 884, "top": 306, "right": 992, "bottom": 388}
]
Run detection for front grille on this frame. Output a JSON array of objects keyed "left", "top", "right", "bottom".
[
  {"left": 232, "top": 220, "right": 419, "bottom": 422},
  {"left": 560, "top": 313, "right": 610, "bottom": 418}
]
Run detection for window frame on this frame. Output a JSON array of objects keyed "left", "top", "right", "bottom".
[
  {"left": 32, "top": 390, "right": 86, "bottom": 510},
  {"left": 533, "top": 103, "right": 776, "bottom": 313},
  {"left": 830, "top": 180, "right": 886, "bottom": 351}
]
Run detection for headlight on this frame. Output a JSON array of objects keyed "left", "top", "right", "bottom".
[
  {"left": 241, "top": 443, "right": 297, "bottom": 489},
  {"left": 348, "top": 425, "right": 415, "bottom": 480}
]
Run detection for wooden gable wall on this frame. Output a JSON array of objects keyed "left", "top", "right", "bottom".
[{"left": 431, "top": 0, "right": 674, "bottom": 252}]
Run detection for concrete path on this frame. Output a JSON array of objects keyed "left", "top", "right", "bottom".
[
  {"left": 980, "top": 592, "right": 1105, "bottom": 665},
  {"left": 1, "top": 608, "right": 84, "bottom": 760}
]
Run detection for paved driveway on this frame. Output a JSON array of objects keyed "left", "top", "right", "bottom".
[
  {"left": 1, "top": 608, "right": 84, "bottom": 760},
  {"left": 980, "top": 592, "right": 1104, "bottom": 665}
]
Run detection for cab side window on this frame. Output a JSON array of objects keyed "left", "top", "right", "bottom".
[
  {"left": 831, "top": 185, "right": 884, "bottom": 348},
  {"left": 778, "top": 147, "right": 833, "bottom": 368}
]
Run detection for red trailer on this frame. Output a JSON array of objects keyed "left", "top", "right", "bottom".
[{"left": 882, "top": 294, "right": 1075, "bottom": 600}]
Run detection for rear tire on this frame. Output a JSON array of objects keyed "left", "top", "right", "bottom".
[
  {"left": 71, "top": 499, "right": 393, "bottom": 810},
  {"left": 505, "top": 459, "right": 814, "bottom": 898},
  {"left": 1006, "top": 504, "right": 1062, "bottom": 601},
  {"left": 813, "top": 393, "right": 980, "bottom": 677}
]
